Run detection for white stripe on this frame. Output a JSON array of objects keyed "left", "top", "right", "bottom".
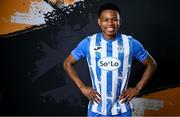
[
  {"left": 120, "top": 34, "right": 130, "bottom": 113},
  {"left": 100, "top": 38, "right": 107, "bottom": 114},
  {"left": 111, "top": 40, "right": 119, "bottom": 114},
  {"left": 120, "top": 35, "right": 130, "bottom": 92},
  {"left": 89, "top": 34, "right": 100, "bottom": 112}
]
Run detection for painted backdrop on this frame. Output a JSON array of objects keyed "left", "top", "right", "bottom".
[{"left": 0, "top": 0, "right": 180, "bottom": 116}]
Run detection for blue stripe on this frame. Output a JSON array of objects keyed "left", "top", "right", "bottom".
[
  {"left": 88, "top": 102, "right": 93, "bottom": 113},
  {"left": 89, "top": 66, "right": 97, "bottom": 90},
  {"left": 96, "top": 52, "right": 101, "bottom": 81},
  {"left": 117, "top": 34, "right": 123, "bottom": 77},
  {"left": 97, "top": 83, "right": 102, "bottom": 112},
  {"left": 107, "top": 71, "right": 112, "bottom": 97},
  {"left": 96, "top": 33, "right": 102, "bottom": 112},
  {"left": 116, "top": 101, "right": 121, "bottom": 113},
  {"left": 116, "top": 78, "right": 122, "bottom": 115},
  {"left": 118, "top": 50, "right": 123, "bottom": 78},
  {"left": 86, "top": 36, "right": 97, "bottom": 90},
  {"left": 106, "top": 41, "right": 113, "bottom": 97},
  {"left": 106, "top": 99, "right": 112, "bottom": 115},
  {"left": 107, "top": 41, "right": 112, "bottom": 57},
  {"left": 96, "top": 33, "right": 101, "bottom": 46},
  {"left": 86, "top": 37, "right": 91, "bottom": 65},
  {"left": 96, "top": 33, "right": 101, "bottom": 82},
  {"left": 116, "top": 78, "right": 122, "bottom": 98},
  {"left": 97, "top": 100, "right": 102, "bottom": 112},
  {"left": 126, "top": 103, "right": 131, "bottom": 113}
]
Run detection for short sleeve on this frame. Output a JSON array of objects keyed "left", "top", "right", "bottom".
[
  {"left": 132, "top": 38, "right": 149, "bottom": 62},
  {"left": 71, "top": 37, "right": 89, "bottom": 61}
]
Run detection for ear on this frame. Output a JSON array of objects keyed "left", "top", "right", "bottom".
[
  {"left": 98, "top": 18, "right": 101, "bottom": 26},
  {"left": 119, "top": 16, "right": 122, "bottom": 26}
]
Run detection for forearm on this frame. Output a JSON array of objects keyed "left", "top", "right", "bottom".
[{"left": 136, "top": 56, "right": 157, "bottom": 90}]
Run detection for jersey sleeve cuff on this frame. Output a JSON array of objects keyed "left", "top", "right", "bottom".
[
  {"left": 139, "top": 51, "right": 149, "bottom": 62},
  {"left": 71, "top": 50, "right": 80, "bottom": 61}
]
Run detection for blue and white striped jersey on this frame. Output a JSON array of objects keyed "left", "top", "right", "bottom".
[{"left": 71, "top": 33, "right": 149, "bottom": 115}]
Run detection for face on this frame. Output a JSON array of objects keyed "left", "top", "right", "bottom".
[{"left": 98, "top": 10, "right": 121, "bottom": 39}]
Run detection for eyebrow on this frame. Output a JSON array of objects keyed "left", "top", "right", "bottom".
[
  {"left": 100, "top": 16, "right": 118, "bottom": 18},
  {"left": 100, "top": 17, "right": 118, "bottom": 20}
]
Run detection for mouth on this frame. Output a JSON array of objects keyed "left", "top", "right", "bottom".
[{"left": 106, "top": 27, "right": 115, "bottom": 32}]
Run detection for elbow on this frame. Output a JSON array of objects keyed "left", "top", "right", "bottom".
[
  {"left": 63, "top": 55, "right": 77, "bottom": 72},
  {"left": 152, "top": 59, "right": 157, "bottom": 71},
  {"left": 63, "top": 59, "right": 74, "bottom": 72},
  {"left": 63, "top": 60, "right": 69, "bottom": 72}
]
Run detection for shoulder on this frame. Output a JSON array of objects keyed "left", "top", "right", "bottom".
[
  {"left": 122, "top": 34, "right": 142, "bottom": 45},
  {"left": 76, "top": 33, "right": 100, "bottom": 48},
  {"left": 120, "top": 33, "right": 133, "bottom": 40},
  {"left": 79, "top": 35, "right": 91, "bottom": 45},
  {"left": 87, "top": 33, "right": 100, "bottom": 39}
]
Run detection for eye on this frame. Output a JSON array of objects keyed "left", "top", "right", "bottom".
[
  {"left": 101, "top": 18, "right": 109, "bottom": 22},
  {"left": 112, "top": 18, "right": 118, "bottom": 22}
]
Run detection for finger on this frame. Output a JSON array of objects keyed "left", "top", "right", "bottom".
[
  {"left": 120, "top": 90, "right": 127, "bottom": 96},
  {"left": 95, "top": 92, "right": 101, "bottom": 98},
  {"left": 119, "top": 95, "right": 123, "bottom": 100},
  {"left": 88, "top": 91, "right": 97, "bottom": 102},
  {"left": 127, "top": 95, "right": 133, "bottom": 102},
  {"left": 119, "top": 96, "right": 123, "bottom": 101},
  {"left": 119, "top": 93, "right": 130, "bottom": 103},
  {"left": 88, "top": 97, "right": 92, "bottom": 102},
  {"left": 91, "top": 90, "right": 101, "bottom": 102},
  {"left": 120, "top": 97, "right": 127, "bottom": 103},
  {"left": 95, "top": 95, "right": 101, "bottom": 103},
  {"left": 94, "top": 96, "right": 101, "bottom": 103},
  {"left": 88, "top": 93, "right": 94, "bottom": 102},
  {"left": 120, "top": 90, "right": 125, "bottom": 96},
  {"left": 93, "top": 92, "right": 101, "bottom": 102},
  {"left": 94, "top": 92, "right": 101, "bottom": 99},
  {"left": 119, "top": 92, "right": 127, "bottom": 100}
]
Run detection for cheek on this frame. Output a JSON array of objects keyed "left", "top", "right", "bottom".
[
  {"left": 100, "top": 23, "right": 106, "bottom": 29},
  {"left": 115, "top": 23, "right": 120, "bottom": 28}
]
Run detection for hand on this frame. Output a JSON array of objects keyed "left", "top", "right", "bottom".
[
  {"left": 80, "top": 86, "right": 101, "bottom": 103},
  {"left": 118, "top": 87, "right": 140, "bottom": 103}
]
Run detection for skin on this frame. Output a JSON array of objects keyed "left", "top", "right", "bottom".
[{"left": 63, "top": 9, "right": 157, "bottom": 104}]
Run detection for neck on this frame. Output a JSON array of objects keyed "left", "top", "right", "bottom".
[{"left": 102, "top": 34, "right": 116, "bottom": 40}]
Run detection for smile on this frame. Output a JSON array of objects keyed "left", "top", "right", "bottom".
[{"left": 106, "top": 27, "right": 115, "bottom": 32}]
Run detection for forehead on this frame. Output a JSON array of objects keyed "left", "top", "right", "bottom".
[{"left": 100, "top": 10, "right": 120, "bottom": 18}]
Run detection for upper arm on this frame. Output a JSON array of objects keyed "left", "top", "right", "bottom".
[
  {"left": 131, "top": 38, "right": 157, "bottom": 67},
  {"left": 132, "top": 39, "right": 149, "bottom": 62},
  {"left": 142, "top": 54, "right": 157, "bottom": 67},
  {"left": 64, "top": 37, "right": 89, "bottom": 68},
  {"left": 64, "top": 54, "right": 78, "bottom": 65},
  {"left": 71, "top": 38, "right": 89, "bottom": 61}
]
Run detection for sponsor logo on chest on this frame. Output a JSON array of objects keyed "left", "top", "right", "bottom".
[{"left": 97, "top": 57, "right": 121, "bottom": 71}]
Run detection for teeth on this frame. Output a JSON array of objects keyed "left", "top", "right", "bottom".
[{"left": 107, "top": 28, "right": 114, "bottom": 32}]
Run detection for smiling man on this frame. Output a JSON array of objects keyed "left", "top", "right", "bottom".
[{"left": 63, "top": 3, "right": 157, "bottom": 117}]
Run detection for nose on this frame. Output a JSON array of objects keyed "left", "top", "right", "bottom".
[{"left": 107, "top": 19, "right": 113, "bottom": 25}]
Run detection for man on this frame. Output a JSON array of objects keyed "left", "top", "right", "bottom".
[{"left": 63, "top": 3, "right": 157, "bottom": 117}]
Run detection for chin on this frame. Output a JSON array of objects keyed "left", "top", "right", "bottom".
[{"left": 107, "top": 32, "right": 116, "bottom": 36}]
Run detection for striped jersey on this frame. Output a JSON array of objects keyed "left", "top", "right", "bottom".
[{"left": 71, "top": 33, "right": 149, "bottom": 115}]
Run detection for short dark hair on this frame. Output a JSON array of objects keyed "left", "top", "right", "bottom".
[{"left": 98, "top": 3, "right": 120, "bottom": 18}]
